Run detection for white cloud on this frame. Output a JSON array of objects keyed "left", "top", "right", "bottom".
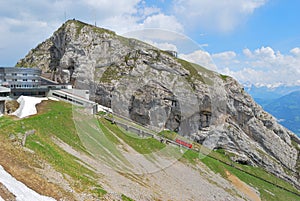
[
  {"left": 243, "top": 48, "right": 253, "bottom": 57},
  {"left": 218, "top": 47, "right": 300, "bottom": 86},
  {"left": 290, "top": 47, "right": 300, "bottom": 56},
  {"left": 173, "top": 0, "right": 267, "bottom": 32},
  {"left": 212, "top": 51, "right": 239, "bottom": 69},
  {"left": 140, "top": 14, "right": 183, "bottom": 32},
  {"left": 179, "top": 50, "right": 217, "bottom": 71},
  {"left": 99, "top": 15, "right": 140, "bottom": 33},
  {"left": 123, "top": 29, "right": 186, "bottom": 43},
  {"left": 212, "top": 51, "right": 236, "bottom": 60},
  {"left": 253, "top": 46, "right": 276, "bottom": 59},
  {"left": 0, "top": 16, "right": 57, "bottom": 65},
  {"left": 79, "top": 1, "right": 183, "bottom": 34},
  {"left": 84, "top": 0, "right": 140, "bottom": 16},
  {"left": 222, "top": 66, "right": 300, "bottom": 87},
  {"left": 144, "top": 41, "right": 178, "bottom": 52},
  {"left": 0, "top": 0, "right": 184, "bottom": 65},
  {"left": 1, "top": 0, "right": 297, "bottom": 88},
  {"left": 179, "top": 46, "right": 300, "bottom": 87},
  {"left": 141, "top": 6, "right": 161, "bottom": 16}
]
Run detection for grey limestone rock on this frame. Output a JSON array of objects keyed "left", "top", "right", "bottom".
[{"left": 17, "top": 20, "right": 300, "bottom": 188}]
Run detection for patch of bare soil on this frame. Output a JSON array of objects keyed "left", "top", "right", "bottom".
[
  {"left": 0, "top": 140, "right": 73, "bottom": 200},
  {"left": 0, "top": 182, "right": 16, "bottom": 201},
  {"left": 53, "top": 137, "right": 248, "bottom": 201},
  {"left": 5, "top": 101, "right": 19, "bottom": 114},
  {"left": 35, "top": 100, "right": 51, "bottom": 114},
  {"left": 225, "top": 170, "right": 261, "bottom": 201}
]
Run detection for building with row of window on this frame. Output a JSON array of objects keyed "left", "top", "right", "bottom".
[
  {"left": 0, "top": 67, "right": 103, "bottom": 115},
  {"left": 0, "top": 67, "right": 41, "bottom": 88},
  {"left": 0, "top": 67, "right": 47, "bottom": 97}
]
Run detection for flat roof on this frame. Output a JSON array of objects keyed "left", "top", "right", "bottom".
[
  {"left": 0, "top": 86, "right": 11, "bottom": 93},
  {"left": 52, "top": 89, "right": 95, "bottom": 105},
  {"left": 0, "top": 67, "right": 41, "bottom": 71}
]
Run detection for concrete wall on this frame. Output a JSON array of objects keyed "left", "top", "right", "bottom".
[{"left": 48, "top": 89, "right": 98, "bottom": 114}]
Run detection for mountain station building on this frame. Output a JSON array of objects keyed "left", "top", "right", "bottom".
[
  {"left": 0, "top": 67, "right": 49, "bottom": 97},
  {"left": 0, "top": 67, "right": 103, "bottom": 115}
]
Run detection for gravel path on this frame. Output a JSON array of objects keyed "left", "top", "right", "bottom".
[{"left": 226, "top": 170, "right": 261, "bottom": 201}]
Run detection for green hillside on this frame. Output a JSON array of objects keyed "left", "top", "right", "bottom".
[{"left": 0, "top": 100, "right": 299, "bottom": 200}]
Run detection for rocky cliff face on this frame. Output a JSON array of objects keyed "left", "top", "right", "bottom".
[{"left": 17, "top": 20, "right": 300, "bottom": 188}]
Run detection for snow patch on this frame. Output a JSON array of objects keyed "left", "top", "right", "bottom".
[
  {"left": 11, "top": 96, "right": 48, "bottom": 118},
  {"left": 0, "top": 165, "right": 56, "bottom": 201}
]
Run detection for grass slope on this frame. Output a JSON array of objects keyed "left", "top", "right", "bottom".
[
  {"left": 99, "top": 118, "right": 166, "bottom": 154},
  {"left": 0, "top": 100, "right": 299, "bottom": 201},
  {"left": 182, "top": 150, "right": 300, "bottom": 201},
  {"left": 0, "top": 101, "right": 106, "bottom": 199}
]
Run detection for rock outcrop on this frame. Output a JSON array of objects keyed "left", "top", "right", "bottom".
[{"left": 17, "top": 20, "right": 300, "bottom": 188}]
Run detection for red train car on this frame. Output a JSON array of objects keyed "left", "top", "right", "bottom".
[{"left": 175, "top": 138, "right": 193, "bottom": 149}]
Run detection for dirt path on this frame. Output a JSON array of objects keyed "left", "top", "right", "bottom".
[{"left": 225, "top": 170, "right": 261, "bottom": 201}]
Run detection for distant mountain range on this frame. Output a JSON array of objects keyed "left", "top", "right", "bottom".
[{"left": 246, "top": 85, "right": 300, "bottom": 136}]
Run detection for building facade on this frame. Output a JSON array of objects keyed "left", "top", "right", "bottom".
[
  {"left": 0, "top": 67, "right": 41, "bottom": 89},
  {"left": 0, "top": 67, "right": 101, "bottom": 115},
  {"left": 0, "top": 67, "right": 46, "bottom": 97}
]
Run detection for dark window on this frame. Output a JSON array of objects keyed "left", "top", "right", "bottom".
[{"left": 23, "top": 79, "right": 27, "bottom": 81}]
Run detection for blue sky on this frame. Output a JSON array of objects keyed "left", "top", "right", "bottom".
[
  {"left": 0, "top": 0, "right": 299, "bottom": 87},
  {"left": 203, "top": 0, "right": 300, "bottom": 53}
]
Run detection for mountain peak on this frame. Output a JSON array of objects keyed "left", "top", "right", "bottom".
[
  {"left": 15, "top": 20, "right": 300, "bottom": 189},
  {"left": 65, "top": 19, "right": 116, "bottom": 34}
]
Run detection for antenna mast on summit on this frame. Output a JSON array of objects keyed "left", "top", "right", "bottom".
[
  {"left": 64, "top": 10, "right": 66, "bottom": 22},
  {"left": 93, "top": 9, "right": 97, "bottom": 26},
  {"left": 91, "top": 8, "right": 97, "bottom": 27}
]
